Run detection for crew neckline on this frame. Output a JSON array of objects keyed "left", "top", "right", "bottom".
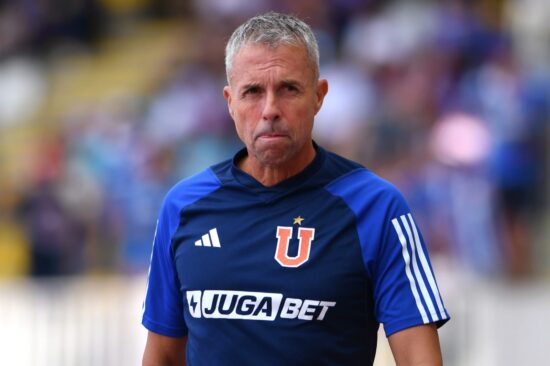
[{"left": 230, "top": 142, "right": 326, "bottom": 199}]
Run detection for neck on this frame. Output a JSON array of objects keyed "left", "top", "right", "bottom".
[{"left": 239, "top": 146, "right": 316, "bottom": 187}]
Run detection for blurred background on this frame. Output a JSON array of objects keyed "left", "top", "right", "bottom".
[{"left": 0, "top": 0, "right": 549, "bottom": 365}]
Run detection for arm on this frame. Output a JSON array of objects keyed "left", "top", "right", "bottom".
[
  {"left": 143, "top": 331, "right": 187, "bottom": 366},
  {"left": 388, "top": 324, "right": 442, "bottom": 366}
]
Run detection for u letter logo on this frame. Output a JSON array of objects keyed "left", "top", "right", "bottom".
[{"left": 275, "top": 226, "right": 315, "bottom": 268}]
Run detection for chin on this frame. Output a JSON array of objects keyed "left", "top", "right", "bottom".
[{"left": 255, "top": 148, "right": 294, "bottom": 166}]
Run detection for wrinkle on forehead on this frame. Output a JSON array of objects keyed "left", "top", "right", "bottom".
[{"left": 228, "top": 43, "right": 315, "bottom": 86}]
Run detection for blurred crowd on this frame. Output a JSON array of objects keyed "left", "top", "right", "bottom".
[{"left": 0, "top": 0, "right": 548, "bottom": 278}]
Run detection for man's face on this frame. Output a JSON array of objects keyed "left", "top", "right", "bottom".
[{"left": 224, "top": 43, "right": 328, "bottom": 169}]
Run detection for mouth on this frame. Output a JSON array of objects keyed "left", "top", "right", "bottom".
[
  {"left": 259, "top": 133, "right": 287, "bottom": 139},
  {"left": 256, "top": 131, "right": 289, "bottom": 141}
]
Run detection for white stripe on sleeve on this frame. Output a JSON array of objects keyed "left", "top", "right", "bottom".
[
  {"left": 407, "top": 214, "right": 447, "bottom": 320},
  {"left": 391, "top": 218, "right": 429, "bottom": 323},
  {"left": 400, "top": 215, "right": 439, "bottom": 322}
]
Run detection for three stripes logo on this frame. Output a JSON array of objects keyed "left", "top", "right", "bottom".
[
  {"left": 391, "top": 213, "right": 448, "bottom": 324},
  {"left": 195, "top": 228, "right": 221, "bottom": 248}
]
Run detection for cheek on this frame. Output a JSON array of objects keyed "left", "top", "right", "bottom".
[
  {"left": 233, "top": 118, "right": 246, "bottom": 141},
  {"left": 233, "top": 111, "right": 255, "bottom": 140},
  {"left": 295, "top": 105, "right": 316, "bottom": 130}
]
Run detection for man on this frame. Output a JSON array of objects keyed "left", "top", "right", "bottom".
[{"left": 142, "top": 12, "right": 449, "bottom": 366}]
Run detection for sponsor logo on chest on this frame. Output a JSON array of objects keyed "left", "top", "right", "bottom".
[{"left": 187, "top": 290, "right": 336, "bottom": 322}]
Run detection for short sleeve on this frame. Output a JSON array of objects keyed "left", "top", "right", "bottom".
[
  {"left": 142, "top": 197, "right": 187, "bottom": 337},
  {"left": 325, "top": 169, "right": 449, "bottom": 337},
  {"left": 370, "top": 190, "right": 449, "bottom": 336}
]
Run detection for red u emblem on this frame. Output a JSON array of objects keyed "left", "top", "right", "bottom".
[{"left": 275, "top": 226, "right": 315, "bottom": 267}]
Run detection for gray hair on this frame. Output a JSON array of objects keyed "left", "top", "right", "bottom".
[{"left": 225, "top": 12, "right": 320, "bottom": 83}]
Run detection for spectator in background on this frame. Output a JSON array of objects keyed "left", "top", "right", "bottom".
[
  {"left": 19, "top": 178, "right": 86, "bottom": 276},
  {"left": 458, "top": 39, "right": 548, "bottom": 276}
]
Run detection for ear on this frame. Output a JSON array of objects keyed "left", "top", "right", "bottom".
[
  {"left": 314, "top": 79, "right": 328, "bottom": 114},
  {"left": 223, "top": 85, "right": 233, "bottom": 117}
]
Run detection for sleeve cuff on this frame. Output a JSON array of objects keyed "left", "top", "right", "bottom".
[
  {"left": 142, "top": 316, "right": 188, "bottom": 338},
  {"left": 384, "top": 314, "right": 450, "bottom": 337}
]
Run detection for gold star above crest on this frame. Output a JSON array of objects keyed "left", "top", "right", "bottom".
[{"left": 293, "top": 216, "right": 305, "bottom": 225}]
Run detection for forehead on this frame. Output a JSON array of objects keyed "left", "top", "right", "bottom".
[{"left": 229, "top": 43, "right": 314, "bottom": 85}]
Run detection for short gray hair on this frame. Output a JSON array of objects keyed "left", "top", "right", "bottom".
[{"left": 225, "top": 12, "right": 320, "bottom": 83}]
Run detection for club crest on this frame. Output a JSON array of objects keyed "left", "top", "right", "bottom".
[{"left": 274, "top": 225, "right": 315, "bottom": 267}]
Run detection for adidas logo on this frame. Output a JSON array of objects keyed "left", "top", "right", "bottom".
[{"left": 195, "top": 228, "right": 221, "bottom": 248}]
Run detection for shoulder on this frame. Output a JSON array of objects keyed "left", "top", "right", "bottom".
[
  {"left": 321, "top": 148, "right": 363, "bottom": 178},
  {"left": 323, "top": 154, "right": 406, "bottom": 212},
  {"left": 162, "top": 165, "right": 224, "bottom": 215},
  {"left": 155, "top": 165, "right": 225, "bottom": 242}
]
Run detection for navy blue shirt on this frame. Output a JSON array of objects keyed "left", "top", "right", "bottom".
[{"left": 142, "top": 145, "right": 449, "bottom": 365}]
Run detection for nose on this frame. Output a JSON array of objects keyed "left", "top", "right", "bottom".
[{"left": 261, "top": 91, "right": 280, "bottom": 122}]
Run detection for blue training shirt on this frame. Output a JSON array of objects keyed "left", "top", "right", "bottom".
[{"left": 142, "top": 145, "right": 449, "bottom": 365}]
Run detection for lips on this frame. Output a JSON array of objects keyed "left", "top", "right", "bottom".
[
  {"left": 255, "top": 127, "right": 290, "bottom": 140},
  {"left": 259, "top": 133, "right": 287, "bottom": 138}
]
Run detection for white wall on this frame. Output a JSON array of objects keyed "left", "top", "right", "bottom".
[
  {"left": 1, "top": 273, "right": 549, "bottom": 366},
  {"left": 0, "top": 276, "right": 147, "bottom": 366}
]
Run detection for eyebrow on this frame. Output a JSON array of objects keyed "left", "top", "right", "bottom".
[
  {"left": 281, "top": 78, "right": 304, "bottom": 87},
  {"left": 238, "top": 79, "right": 305, "bottom": 93}
]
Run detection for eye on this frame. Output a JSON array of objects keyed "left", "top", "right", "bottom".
[
  {"left": 243, "top": 86, "right": 261, "bottom": 97},
  {"left": 281, "top": 83, "right": 300, "bottom": 95}
]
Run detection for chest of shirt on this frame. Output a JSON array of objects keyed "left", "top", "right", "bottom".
[{"left": 171, "top": 188, "right": 370, "bottom": 304}]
